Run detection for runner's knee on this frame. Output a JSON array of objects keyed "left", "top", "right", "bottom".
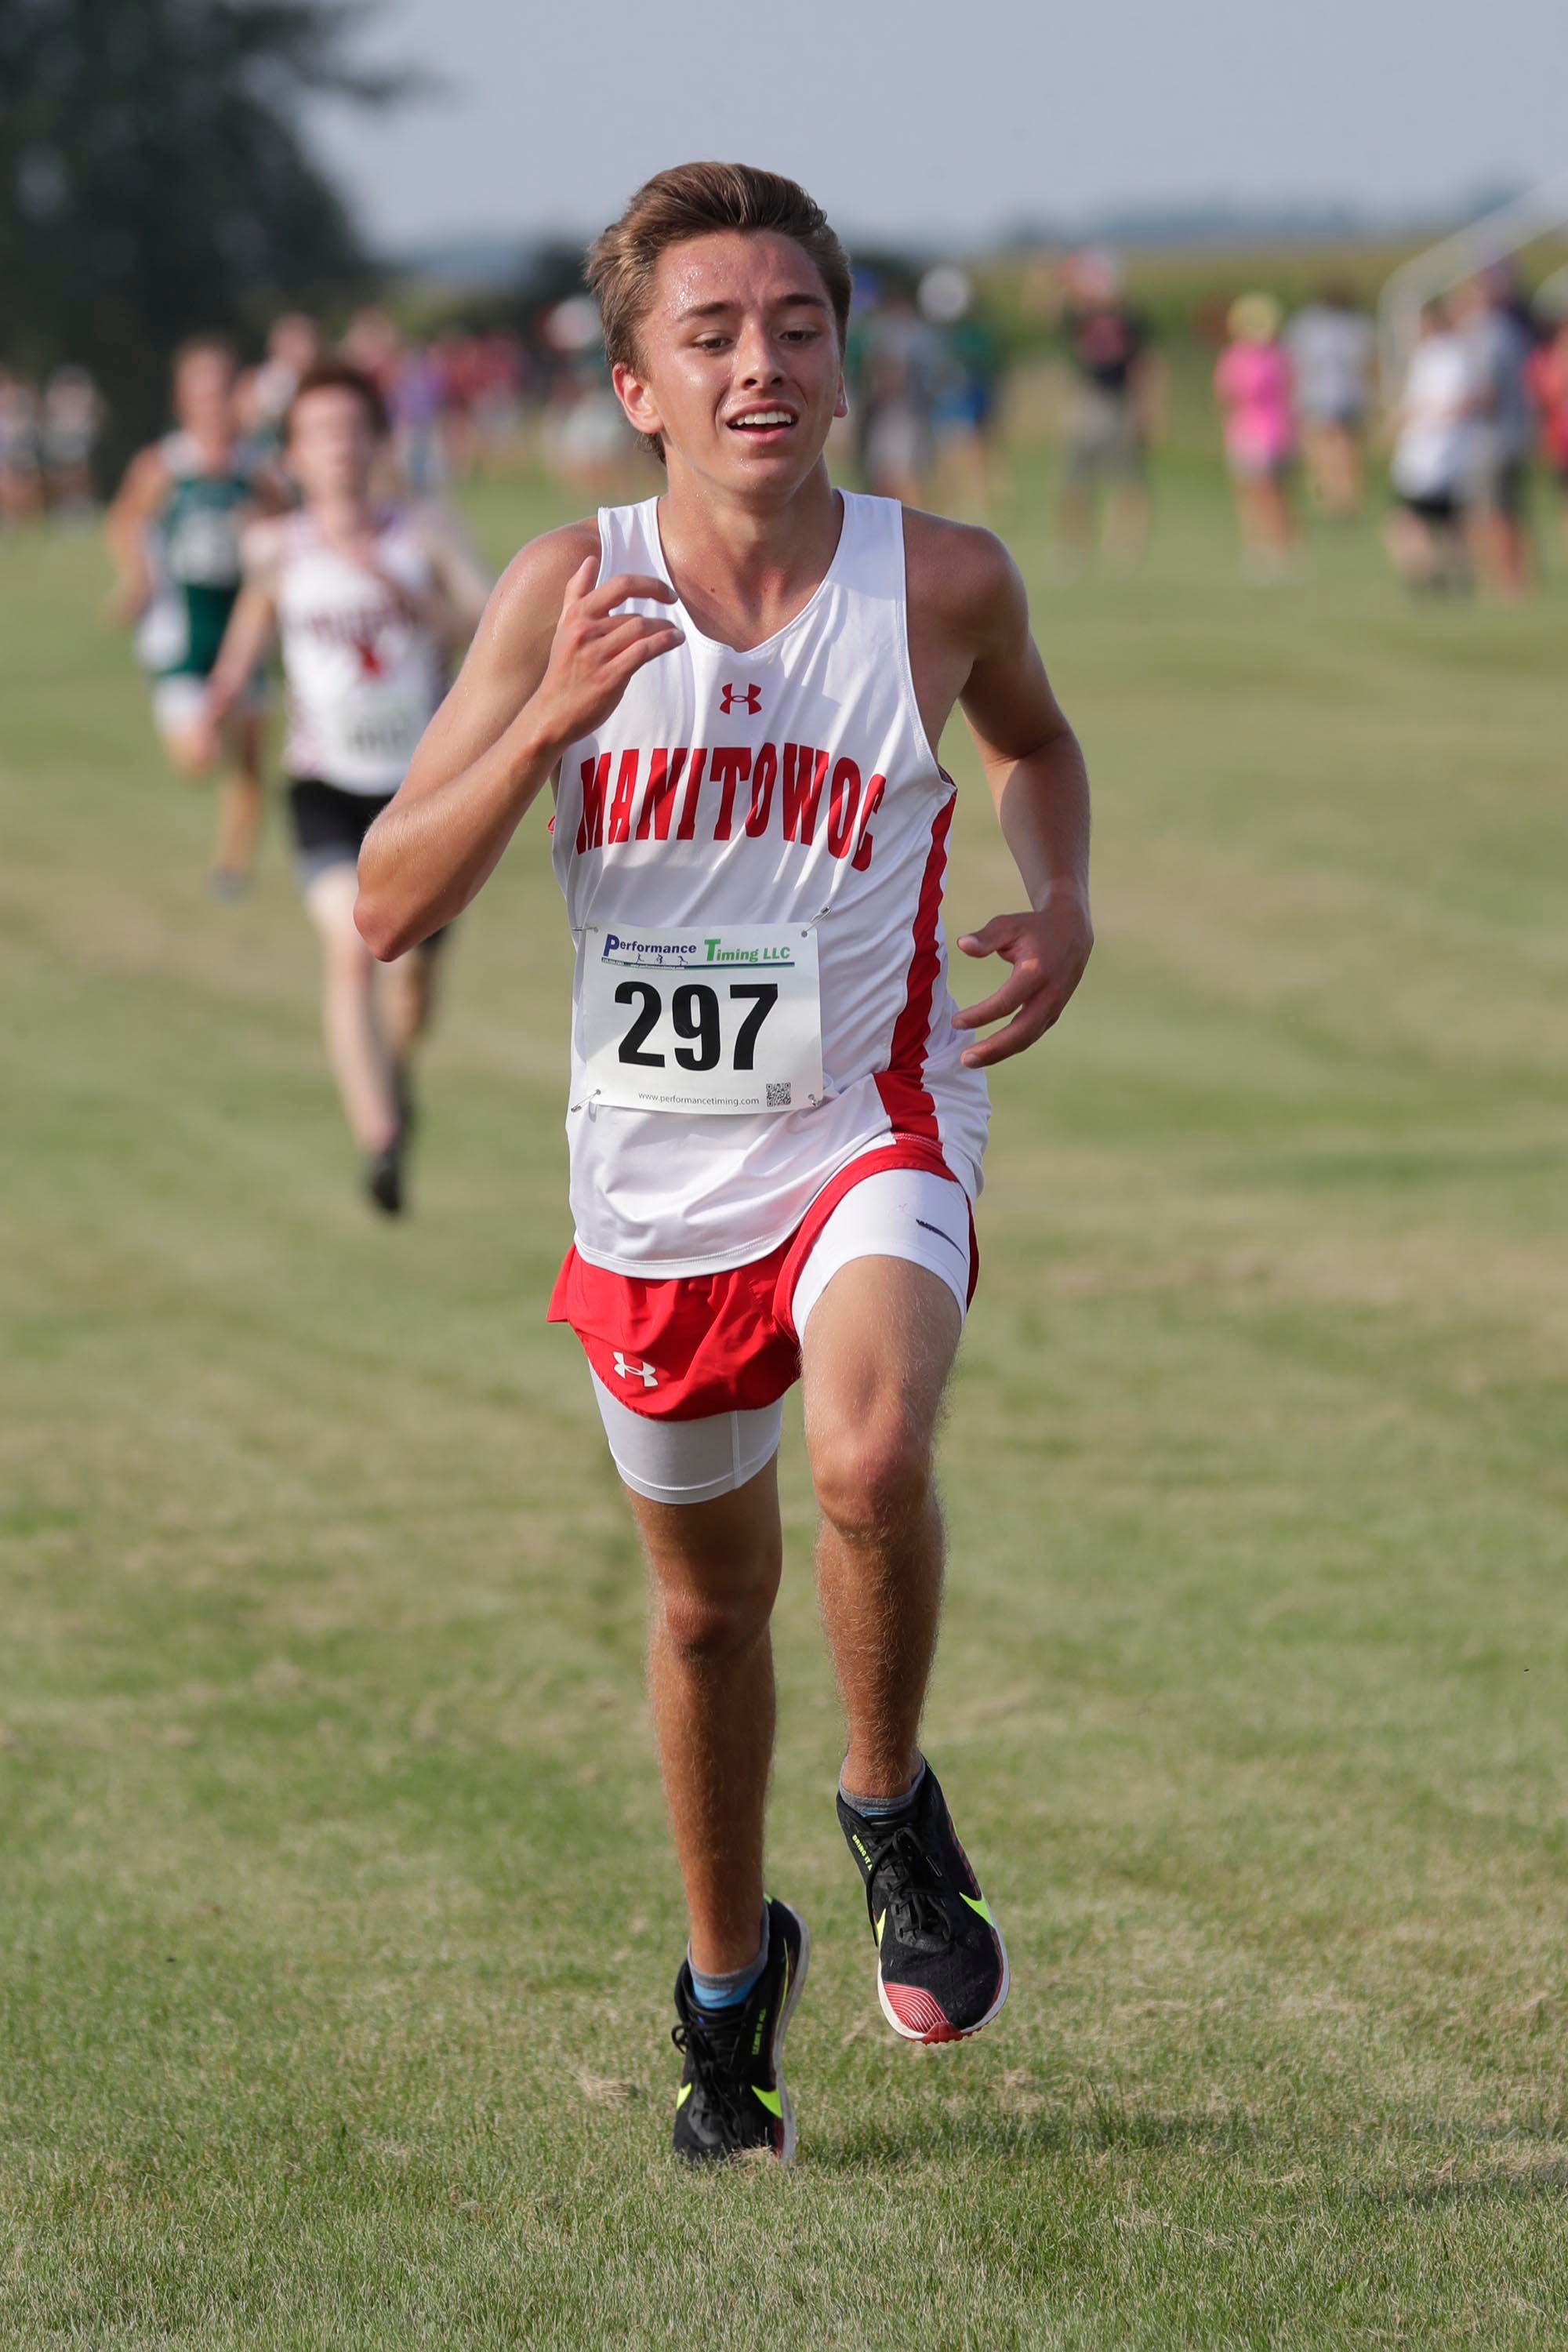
[
  {"left": 322, "top": 927, "right": 373, "bottom": 984},
  {"left": 164, "top": 730, "right": 209, "bottom": 780},
  {"left": 654, "top": 1574, "right": 776, "bottom": 1664},
  {"left": 307, "top": 872, "right": 370, "bottom": 964},
  {"left": 810, "top": 1413, "right": 933, "bottom": 1543}
]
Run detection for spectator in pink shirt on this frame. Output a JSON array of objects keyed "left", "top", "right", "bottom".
[{"left": 1214, "top": 292, "right": 1298, "bottom": 575}]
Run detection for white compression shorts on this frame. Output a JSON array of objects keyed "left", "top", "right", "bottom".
[
  {"left": 587, "top": 1165, "right": 971, "bottom": 1507},
  {"left": 151, "top": 673, "right": 268, "bottom": 741}
]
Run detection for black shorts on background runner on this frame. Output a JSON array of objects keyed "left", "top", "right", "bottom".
[
  {"left": 1398, "top": 490, "right": 1461, "bottom": 527},
  {"left": 287, "top": 778, "right": 448, "bottom": 945},
  {"left": 288, "top": 777, "right": 393, "bottom": 883}
]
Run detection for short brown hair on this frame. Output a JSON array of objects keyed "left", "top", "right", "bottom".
[
  {"left": 285, "top": 360, "right": 390, "bottom": 443},
  {"left": 586, "top": 162, "right": 853, "bottom": 457}
]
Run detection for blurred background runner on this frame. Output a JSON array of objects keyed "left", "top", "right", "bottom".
[{"left": 103, "top": 337, "right": 274, "bottom": 895}]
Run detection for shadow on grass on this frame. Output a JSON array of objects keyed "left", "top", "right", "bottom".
[{"left": 1359, "top": 2160, "right": 1568, "bottom": 2211}]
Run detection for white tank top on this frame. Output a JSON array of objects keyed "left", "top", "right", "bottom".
[
  {"left": 552, "top": 492, "right": 989, "bottom": 1278},
  {"left": 276, "top": 508, "right": 446, "bottom": 794}
]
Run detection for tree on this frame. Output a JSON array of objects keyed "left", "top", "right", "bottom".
[{"left": 0, "top": 0, "right": 416, "bottom": 462}]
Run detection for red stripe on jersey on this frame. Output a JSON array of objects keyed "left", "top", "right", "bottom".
[{"left": 875, "top": 791, "right": 955, "bottom": 1146}]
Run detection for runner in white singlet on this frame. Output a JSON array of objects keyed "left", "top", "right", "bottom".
[
  {"left": 201, "top": 361, "right": 489, "bottom": 1214},
  {"left": 554, "top": 487, "right": 989, "bottom": 1279},
  {"left": 355, "top": 166, "right": 1094, "bottom": 2159}
]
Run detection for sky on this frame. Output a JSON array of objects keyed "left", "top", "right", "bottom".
[{"left": 316, "top": 0, "right": 1568, "bottom": 252}]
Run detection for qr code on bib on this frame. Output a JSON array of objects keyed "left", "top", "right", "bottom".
[{"left": 767, "top": 1082, "right": 793, "bottom": 1109}]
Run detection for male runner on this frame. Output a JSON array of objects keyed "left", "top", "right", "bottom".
[
  {"left": 105, "top": 338, "right": 271, "bottom": 895},
  {"left": 355, "top": 164, "right": 1092, "bottom": 2159},
  {"left": 200, "top": 363, "right": 490, "bottom": 1213}
]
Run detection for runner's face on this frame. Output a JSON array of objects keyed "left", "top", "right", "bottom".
[
  {"left": 288, "top": 388, "right": 379, "bottom": 503},
  {"left": 175, "top": 354, "right": 237, "bottom": 441},
  {"left": 615, "top": 231, "right": 847, "bottom": 490}
]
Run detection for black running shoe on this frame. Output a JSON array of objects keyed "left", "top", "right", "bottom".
[
  {"left": 364, "top": 1138, "right": 404, "bottom": 1216},
  {"left": 837, "top": 1764, "right": 1008, "bottom": 2044},
  {"left": 670, "top": 1896, "right": 808, "bottom": 2164}
]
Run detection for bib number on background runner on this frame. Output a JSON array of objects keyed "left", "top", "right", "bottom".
[
  {"left": 577, "top": 923, "right": 824, "bottom": 1116},
  {"left": 317, "top": 688, "right": 426, "bottom": 774}
]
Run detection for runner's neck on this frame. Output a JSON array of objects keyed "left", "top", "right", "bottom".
[
  {"left": 183, "top": 431, "right": 238, "bottom": 474},
  {"left": 655, "top": 463, "right": 842, "bottom": 652},
  {"left": 311, "top": 490, "right": 381, "bottom": 550}
]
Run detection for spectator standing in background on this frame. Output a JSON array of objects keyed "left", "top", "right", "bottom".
[
  {"left": 393, "top": 343, "right": 448, "bottom": 495},
  {"left": 42, "top": 365, "right": 104, "bottom": 520},
  {"left": 920, "top": 265, "right": 1005, "bottom": 518},
  {"left": 858, "top": 286, "right": 943, "bottom": 504},
  {"left": 241, "top": 314, "right": 324, "bottom": 466},
  {"left": 1384, "top": 299, "right": 1475, "bottom": 593},
  {"left": 1454, "top": 272, "right": 1536, "bottom": 598},
  {"left": 1055, "top": 250, "right": 1160, "bottom": 566},
  {"left": 1214, "top": 293, "right": 1298, "bottom": 579},
  {"left": 1526, "top": 310, "right": 1568, "bottom": 554},
  {"left": 0, "top": 371, "right": 45, "bottom": 524},
  {"left": 1286, "top": 284, "right": 1375, "bottom": 517}
]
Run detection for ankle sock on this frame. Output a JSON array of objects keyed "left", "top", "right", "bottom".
[
  {"left": 840, "top": 1757, "right": 927, "bottom": 1822},
  {"left": 688, "top": 1904, "right": 770, "bottom": 2010}
]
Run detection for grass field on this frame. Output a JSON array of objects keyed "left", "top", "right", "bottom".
[{"left": 4, "top": 453, "right": 1568, "bottom": 2350}]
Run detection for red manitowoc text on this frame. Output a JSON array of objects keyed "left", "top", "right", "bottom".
[{"left": 575, "top": 742, "right": 884, "bottom": 870}]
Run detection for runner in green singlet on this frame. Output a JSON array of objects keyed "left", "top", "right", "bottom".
[{"left": 105, "top": 337, "right": 274, "bottom": 895}]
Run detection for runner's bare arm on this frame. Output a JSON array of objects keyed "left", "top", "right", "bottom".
[
  {"left": 201, "top": 521, "right": 283, "bottom": 728},
  {"left": 354, "top": 524, "right": 681, "bottom": 960},
  {"left": 102, "top": 445, "right": 169, "bottom": 624},
  {"left": 202, "top": 583, "right": 277, "bottom": 717},
  {"left": 423, "top": 512, "right": 494, "bottom": 644},
  {"left": 938, "top": 528, "right": 1093, "bottom": 1070},
  {"left": 365, "top": 508, "right": 492, "bottom": 654}
]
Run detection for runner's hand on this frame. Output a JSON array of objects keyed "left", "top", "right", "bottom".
[
  {"left": 953, "top": 897, "right": 1093, "bottom": 1069},
  {"left": 103, "top": 579, "right": 147, "bottom": 629},
  {"left": 184, "top": 695, "right": 223, "bottom": 771},
  {"left": 528, "top": 560, "right": 683, "bottom": 753}
]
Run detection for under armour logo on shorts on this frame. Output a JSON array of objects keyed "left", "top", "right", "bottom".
[
  {"left": 720, "top": 682, "right": 762, "bottom": 715},
  {"left": 612, "top": 1351, "right": 659, "bottom": 1388}
]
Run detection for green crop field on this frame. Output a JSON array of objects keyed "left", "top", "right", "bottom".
[{"left": 4, "top": 454, "right": 1567, "bottom": 2350}]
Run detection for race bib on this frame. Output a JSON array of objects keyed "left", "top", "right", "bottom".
[
  {"left": 577, "top": 923, "right": 824, "bottom": 1116},
  {"left": 168, "top": 507, "right": 241, "bottom": 587},
  {"left": 317, "top": 688, "right": 427, "bottom": 775}
]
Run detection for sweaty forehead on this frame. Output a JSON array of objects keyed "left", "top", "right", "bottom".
[{"left": 652, "top": 231, "right": 831, "bottom": 321}]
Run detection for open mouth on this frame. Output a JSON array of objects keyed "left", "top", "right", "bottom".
[{"left": 726, "top": 407, "right": 797, "bottom": 436}]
